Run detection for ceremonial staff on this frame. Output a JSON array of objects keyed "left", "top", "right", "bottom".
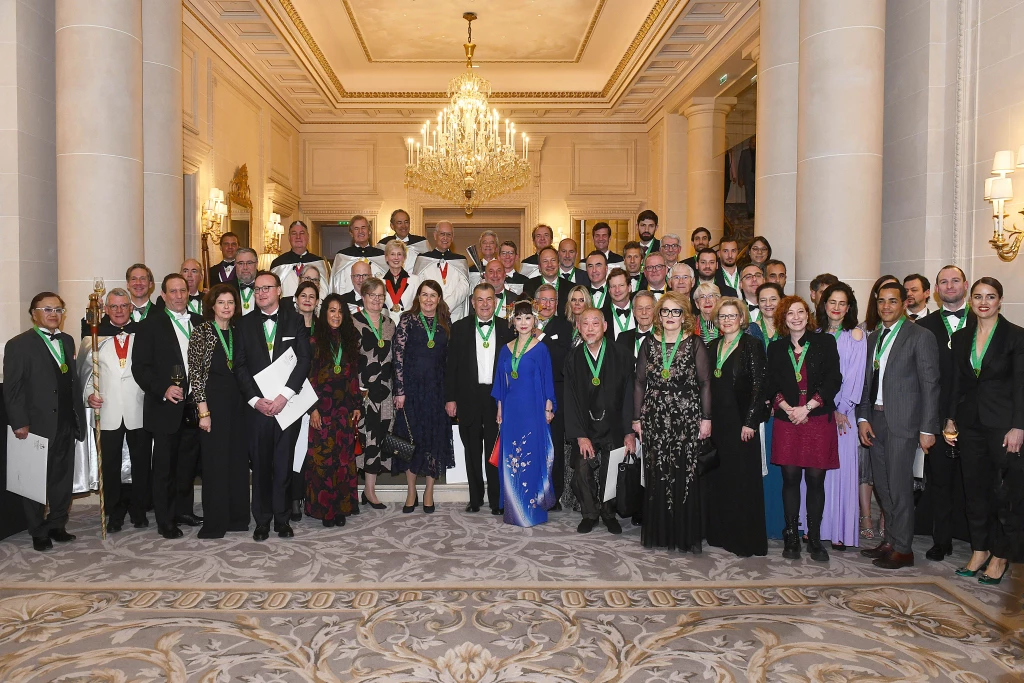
[{"left": 86, "top": 278, "right": 107, "bottom": 539}]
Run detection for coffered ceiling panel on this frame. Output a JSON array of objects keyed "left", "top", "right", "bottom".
[{"left": 184, "top": 0, "right": 759, "bottom": 124}]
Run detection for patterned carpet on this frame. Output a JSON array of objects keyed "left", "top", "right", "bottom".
[{"left": 0, "top": 504, "right": 1021, "bottom": 681}]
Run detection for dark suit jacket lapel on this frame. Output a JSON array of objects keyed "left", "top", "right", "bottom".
[
  {"left": 887, "top": 320, "right": 913, "bottom": 367},
  {"left": 980, "top": 315, "right": 1008, "bottom": 377},
  {"left": 271, "top": 309, "right": 287, "bottom": 361},
  {"left": 161, "top": 313, "right": 185, "bottom": 366}
]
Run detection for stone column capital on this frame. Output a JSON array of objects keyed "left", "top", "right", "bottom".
[{"left": 681, "top": 97, "right": 737, "bottom": 119}]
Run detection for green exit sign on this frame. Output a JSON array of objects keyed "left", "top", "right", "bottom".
[
  {"left": 337, "top": 220, "right": 351, "bottom": 227},
  {"left": 719, "top": 73, "right": 728, "bottom": 85}
]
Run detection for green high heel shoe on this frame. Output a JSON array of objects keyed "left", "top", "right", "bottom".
[
  {"left": 955, "top": 555, "right": 991, "bottom": 578},
  {"left": 978, "top": 564, "right": 1010, "bottom": 585}
]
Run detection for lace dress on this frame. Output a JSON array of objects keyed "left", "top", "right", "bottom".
[
  {"left": 391, "top": 313, "right": 454, "bottom": 478},
  {"left": 634, "top": 334, "right": 711, "bottom": 553},
  {"left": 352, "top": 311, "right": 396, "bottom": 475}
]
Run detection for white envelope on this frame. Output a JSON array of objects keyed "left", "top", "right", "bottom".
[
  {"left": 254, "top": 347, "right": 319, "bottom": 429},
  {"left": 447, "top": 424, "right": 468, "bottom": 484},
  {"left": 293, "top": 413, "right": 310, "bottom": 473},
  {"left": 7, "top": 427, "right": 48, "bottom": 504},
  {"left": 603, "top": 446, "right": 629, "bottom": 502}
]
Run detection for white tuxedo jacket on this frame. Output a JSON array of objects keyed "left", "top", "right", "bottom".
[{"left": 80, "top": 334, "right": 145, "bottom": 431}]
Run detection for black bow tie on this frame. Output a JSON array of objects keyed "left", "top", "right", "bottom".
[
  {"left": 261, "top": 312, "right": 279, "bottom": 323},
  {"left": 478, "top": 319, "right": 494, "bottom": 327},
  {"left": 223, "top": 260, "right": 234, "bottom": 265},
  {"left": 616, "top": 308, "right": 630, "bottom": 317},
  {"left": 45, "top": 331, "right": 60, "bottom": 341},
  {"left": 189, "top": 294, "right": 202, "bottom": 301},
  {"left": 590, "top": 287, "right": 603, "bottom": 294},
  {"left": 748, "top": 302, "right": 759, "bottom": 311},
  {"left": 649, "top": 288, "right": 664, "bottom": 294},
  {"left": 943, "top": 308, "right": 966, "bottom": 319},
  {"left": 134, "top": 305, "right": 147, "bottom": 313},
  {"left": 239, "top": 282, "right": 254, "bottom": 290}
]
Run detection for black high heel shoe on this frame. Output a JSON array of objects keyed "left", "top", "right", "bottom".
[
  {"left": 361, "top": 491, "right": 387, "bottom": 510},
  {"left": 423, "top": 498, "right": 435, "bottom": 514},
  {"left": 402, "top": 493, "right": 419, "bottom": 514}
]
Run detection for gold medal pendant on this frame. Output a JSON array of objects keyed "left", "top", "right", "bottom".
[
  {"left": 948, "top": 339, "right": 952, "bottom": 349},
  {"left": 378, "top": 340, "right": 385, "bottom": 348},
  {"left": 795, "top": 372, "right": 802, "bottom": 382},
  {"left": 660, "top": 369, "right": 670, "bottom": 379},
  {"left": 427, "top": 340, "right": 435, "bottom": 349},
  {"left": 713, "top": 368, "right": 722, "bottom": 378},
  {"left": 591, "top": 377, "right": 601, "bottom": 386},
  {"left": 511, "top": 371, "right": 519, "bottom": 379},
  {"left": 483, "top": 341, "right": 489, "bottom": 348},
  {"left": 60, "top": 363, "right": 68, "bottom": 374},
  {"left": 334, "top": 365, "right": 342, "bottom": 374},
  {"left": 227, "top": 361, "right": 233, "bottom": 370},
  {"left": 119, "top": 358, "right": 126, "bottom": 368},
  {"left": 873, "top": 360, "right": 880, "bottom": 370},
  {"left": 267, "top": 343, "right": 273, "bottom": 351},
  {"left": 392, "top": 304, "right": 401, "bottom": 312}
]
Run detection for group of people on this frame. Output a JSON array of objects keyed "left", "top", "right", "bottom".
[{"left": 5, "top": 211, "right": 1021, "bottom": 587}]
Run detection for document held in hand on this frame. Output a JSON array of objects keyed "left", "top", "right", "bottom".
[
  {"left": 253, "top": 347, "right": 318, "bottom": 429},
  {"left": 7, "top": 426, "right": 48, "bottom": 504}
]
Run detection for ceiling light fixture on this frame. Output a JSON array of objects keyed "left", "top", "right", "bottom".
[{"left": 405, "top": 12, "right": 531, "bottom": 216}]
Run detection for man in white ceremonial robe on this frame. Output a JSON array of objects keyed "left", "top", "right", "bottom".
[
  {"left": 330, "top": 215, "right": 387, "bottom": 296},
  {"left": 414, "top": 220, "right": 470, "bottom": 321},
  {"left": 79, "top": 288, "right": 150, "bottom": 532},
  {"left": 377, "top": 208, "right": 428, "bottom": 271}
]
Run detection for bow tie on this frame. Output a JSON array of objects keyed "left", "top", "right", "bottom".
[
  {"left": 239, "top": 282, "right": 254, "bottom": 290},
  {"left": 748, "top": 302, "right": 759, "bottom": 311},
  {"left": 478, "top": 319, "right": 494, "bottom": 327},
  {"left": 616, "top": 308, "right": 630, "bottom": 317},
  {"left": 134, "top": 305, "right": 147, "bottom": 313},
  {"left": 590, "top": 287, "right": 603, "bottom": 294},
  {"left": 943, "top": 309, "right": 966, "bottom": 319},
  {"left": 189, "top": 294, "right": 202, "bottom": 301},
  {"left": 223, "top": 260, "right": 234, "bottom": 266},
  {"left": 171, "top": 311, "right": 190, "bottom": 322},
  {"left": 649, "top": 288, "right": 664, "bottom": 294},
  {"left": 45, "top": 331, "right": 60, "bottom": 341},
  {"left": 261, "top": 312, "right": 279, "bottom": 323}
]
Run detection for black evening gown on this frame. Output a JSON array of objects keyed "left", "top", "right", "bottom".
[{"left": 705, "top": 335, "right": 768, "bottom": 557}]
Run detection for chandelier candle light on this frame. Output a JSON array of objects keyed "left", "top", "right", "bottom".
[{"left": 405, "top": 12, "right": 532, "bottom": 216}]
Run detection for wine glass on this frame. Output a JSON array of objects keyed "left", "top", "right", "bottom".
[{"left": 170, "top": 365, "right": 185, "bottom": 387}]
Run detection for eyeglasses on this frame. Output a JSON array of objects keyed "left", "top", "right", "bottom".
[
  {"left": 537, "top": 297, "right": 557, "bottom": 304},
  {"left": 645, "top": 264, "right": 666, "bottom": 271},
  {"left": 741, "top": 273, "right": 762, "bottom": 281},
  {"left": 253, "top": 285, "right": 276, "bottom": 294},
  {"left": 235, "top": 260, "right": 257, "bottom": 267},
  {"left": 749, "top": 245, "right": 768, "bottom": 253},
  {"left": 33, "top": 307, "right": 65, "bottom": 315},
  {"left": 107, "top": 304, "right": 131, "bottom": 311},
  {"left": 662, "top": 243, "right": 680, "bottom": 250},
  {"left": 718, "top": 313, "right": 740, "bottom": 321},
  {"left": 695, "top": 294, "right": 720, "bottom": 302},
  {"left": 365, "top": 293, "right": 386, "bottom": 300},
  {"left": 659, "top": 308, "right": 684, "bottom": 318}
]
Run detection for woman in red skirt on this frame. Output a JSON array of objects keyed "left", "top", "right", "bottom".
[{"left": 766, "top": 296, "right": 842, "bottom": 562}]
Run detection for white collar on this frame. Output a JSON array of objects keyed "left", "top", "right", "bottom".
[
  {"left": 261, "top": 306, "right": 280, "bottom": 316},
  {"left": 943, "top": 301, "right": 967, "bottom": 313}
]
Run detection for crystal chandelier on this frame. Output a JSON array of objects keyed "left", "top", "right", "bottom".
[{"left": 405, "top": 12, "right": 531, "bottom": 216}]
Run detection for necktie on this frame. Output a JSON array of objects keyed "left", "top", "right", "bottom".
[
  {"left": 944, "top": 309, "right": 965, "bottom": 319},
  {"left": 261, "top": 312, "right": 279, "bottom": 323},
  {"left": 870, "top": 327, "right": 892, "bottom": 404},
  {"left": 909, "top": 313, "right": 919, "bottom": 321},
  {"left": 616, "top": 308, "right": 630, "bottom": 317}
]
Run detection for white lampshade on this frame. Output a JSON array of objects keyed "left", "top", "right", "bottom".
[
  {"left": 984, "top": 177, "right": 994, "bottom": 201},
  {"left": 992, "top": 150, "right": 1016, "bottom": 174},
  {"left": 990, "top": 176, "right": 1014, "bottom": 201},
  {"left": 269, "top": 212, "right": 281, "bottom": 224},
  {"left": 1017, "top": 145, "right": 1024, "bottom": 168}
]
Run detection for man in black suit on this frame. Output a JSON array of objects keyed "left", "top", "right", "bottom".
[
  {"left": 557, "top": 238, "right": 590, "bottom": 286},
  {"left": 342, "top": 261, "right": 372, "bottom": 314},
  {"left": 534, "top": 283, "right": 573, "bottom": 509},
  {"left": 445, "top": 283, "right": 514, "bottom": 514},
  {"left": 521, "top": 246, "right": 570, "bottom": 314},
  {"left": 4, "top": 293, "right": 87, "bottom": 551},
  {"left": 694, "top": 248, "right": 738, "bottom": 298},
  {"left": 602, "top": 268, "right": 635, "bottom": 341},
  {"left": 208, "top": 232, "right": 240, "bottom": 286},
  {"left": 498, "top": 240, "right": 530, "bottom": 289},
  {"left": 637, "top": 210, "right": 661, "bottom": 258},
  {"left": 565, "top": 307, "right": 636, "bottom": 534},
  {"left": 615, "top": 290, "right": 656, "bottom": 362},
  {"left": 132, "top": 273, "right": 204, "bottom": 539},
  {"left": 519, "top": 224, "right": 554, "bottom": 280},
  {"left": 585, "top": 222, "right": 624, "bottom": 267},
  {"left": 681, "top": 227, "right": 711, "bottom": 274},
  {"left": 915, "top": 265, "right": 972, "bottom": 560},
  {"left": 234, "top": 270, "right": 311, "bottom": 541}
]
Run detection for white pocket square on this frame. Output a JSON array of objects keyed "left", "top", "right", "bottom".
[
  {"left": 550, "top": 334, "right": 559, "bottom": 339},
  {"left": 282, "top": 336, "right": 295, "bottom": 341}
]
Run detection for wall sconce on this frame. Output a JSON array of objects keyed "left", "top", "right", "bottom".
[
  {"left": 264, "top": 212, "right": 283, "bottom": 255},
  {"left": 200, "top": 188, "right": 229, "bottom": 280},
  {"left": 985, "top": 150, "right": 1021, "bottom": 261}
]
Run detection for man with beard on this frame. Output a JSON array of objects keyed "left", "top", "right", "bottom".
[
  {"left": 234, "top": 248, "right": 259, "bottom": 316},
  {"left": 717, "top": 238, "right": 741, "bottom": 296},
  {"left": 637, "top": 210, "right": 660, "bottom": 259},
  {"left": 903, "top": 274, "right": 932, "bottom": 321},
  {"left": 681, "top": 227, "right": 711, "bottom": 273},
  {"left": 695, "top": 248, "right": 737, "bottom": 298},
  {"left": 765, "top": 259, "right": 788, "bottom": 293}
]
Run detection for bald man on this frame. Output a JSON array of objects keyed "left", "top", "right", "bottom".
[
  {"left": 154, "top": 259, "right": 205, "bottom": 315},
  {"left": 343, "top": 261, "right": 373, "bottom": 313}
]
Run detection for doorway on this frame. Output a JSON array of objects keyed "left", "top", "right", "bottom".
[{"left": 422, "top": 207, "right": 525, "bottom": 263}]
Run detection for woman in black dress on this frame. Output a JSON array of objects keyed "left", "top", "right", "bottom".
[
  {"left": 352, "top": 277, "right": 395, "bottom": 509},
  {"left": 392, "top": 280, "right": 454, "bottom": 514},
  {"left": 189, "top": 283, "right": 250, "bottom": 538},
  {"left": 944, "top": 277, "right": 1024, "bottom": 585},
  {"left": 706, "top": 297, "right": 768, "bottom": 557}
]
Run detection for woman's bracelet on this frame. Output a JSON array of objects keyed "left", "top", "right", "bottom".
[{"left": 198, "top": 411, "right": 211, "bottom": 419}]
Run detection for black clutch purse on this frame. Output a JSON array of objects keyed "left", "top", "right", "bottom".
[
  {"left": 696, "top": 438, "right": 719, "bottom": 475},
  {"left": 182, "top": 402, "right": 200, "bottom": 429},
  {"left": 382, "top": 408, "right": 415, "bottom": 464}
]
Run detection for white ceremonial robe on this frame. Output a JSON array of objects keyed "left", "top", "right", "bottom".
[
  {"left": 272, "top": 259, "right": 330, "bottom": 299},
  {"left": 330, "top": 253, "right": 388, "bottom": 296},
  {"left": 414, "top": 257, "right": 470, "bottom": 322}
]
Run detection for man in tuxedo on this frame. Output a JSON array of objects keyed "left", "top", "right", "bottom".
[
  {"left": 718, "top": 239, "right": 742, "bottom": 295},
  {"left": 4, "top": 293, "right": 87, "bottom": 551},
  {"left": 695, "top": 248, "right": 737, "bottom": 298},
  {"left": 681, "top": 227, "right": 711, "bottom": 273},
  {"left": 739, "top": 264, "right": 765, "bottom": 324},
  {"left": 765, "top": 259, "right": 788, "bottom": 293},
  {"left": 208, "top": 232, "right": 240, "bottom": 286},
  {"left": 338, "top": 215, "right": 385, "bottom": 260},
  {"left": 557, "top": 238, "right": 590, "bottom": 286},
  {"left": 126, "top": 263, "right": 156, "bottom": 322},
  {"left": 660, "top": 233, "right": 683, "bottom": 269},
  {"left": 182, "top": 259, "right": 205, "bottom": 315},
  {"left": 484, "top": 259, "right": 515, "bottom": 321},
  {"left": 809, "top": 273, "right": 838, "bottom": 309},
  {"left": 132, "top": 274, "right": 204, "bottom": 539},
  {"left": 533, "top": 283, "right": 573, "bottom": 509},
  {"left": 616, "top": 290, "right": 656, "bottom": 360},
  {"left": 519, "top": 224, "right": 554, "bottom": 280},
  {"left": 603, "top": 268, "right": 635, "bottom": 341},
  {"left": 445, "top": 283, "right": 514, "bottom": 514},
  {"left": 641, "top": 252, "right": 669, "bottom": 300},
  {"left": 858, "top": 281, "right": 941, "bottom": 569},
  {"left": 235, "top": 247, "right": 259, "bottom": 316},
  {"left": 668, "top": 262, "right": 695, "bottom": 299},
  {"left": 637, "top": 210, "right": 660, "bottom": 258},
  {"left": 377, "top": 208, "right": 428, "bottom": 251},
  {"left": 81, "top": 288, "right": 149, "bottom": 532},
  {"left": 584, "top": 251, "right": 610, "bottom": 309},
  {"left": 915, "top": 265, "right": 972, "bottom": 560},
  {"left": 522, "top": 246, "right": 569, "bottom": 314},
  {"left": 234, "top": 270, "right": 311, "bottom": 541},
  {"left": 622, "top": 242, "right": 645, "bottom": 293},
  {"left": 586, "top": 222, "right": 624, "bottom": 266},
  {"left": 342, "top": 261, "right": 372, "bottom": 314},
  {"left": 498, "top": 241, "right": 529, "bottom": 291},
  {"left": 565, "top": 307, "right": 637, "bottom": 534},
  {"left": 904, "top": 274, "right": 932, "bottom": 321}
]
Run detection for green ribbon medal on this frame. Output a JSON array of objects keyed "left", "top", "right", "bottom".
[
  {"left": 239, "top": 286, "right": 254, "bottom": 312},
  {"left": 510, "top": 336, "right": 531, "bottom": 379},
  {"left": 214, "top": 325, "right": 234, "bottom": 370},
  {"left": 714, "top": 334, "right": 741, "bottom": 378},
  {"left": 873, "top": 317, "right": 904, "bottom": 370},
  {"left": 420, "top": 312, "right": 437, "bottom": 348},
  {"left": 613, "top": 304, "right": 633, "bottom": 336},
  {"left": 970, "top": 318, "right": 998, "bottom": 378},
  {"left": 758, "top": 317, "right": 777, "bottom": 348},
  {"left": 584, "top": 338, "right": 606, "bottom": 386},
  {"left": 367, "top": 312, "right": 386, "bottom": 349},
  {"left": 591, "top": 284, "right": 607, "bottom": 309},
  {"left": 476, "top": 316, "right": 494, "bottom": 348},
  {"left": 34, "top": 327, "right": 67, "bottom": 373},
  {"left": 789, "top": 340, "right": 809, "bottom": 382},
  {"left": 187, "top": 297, "right": 202, "bottom": 315},
  {"left": 166, "top": 308, "right": 192, "bottom": 340},
  {"left": 941, "top": 305, "right": 968, "bottom": 349},
  {"left": 263, "top": 318, "right": 277, "bottom": 352},
  {"left": 659, "top": 333, "right": 684, "bottom": 380},
  {"left": 332, "top": 340, "right": 344, "bottom": 375}
]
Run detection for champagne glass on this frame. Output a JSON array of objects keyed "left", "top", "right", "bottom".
[{"left": 170, "top": 365, "right": 185, "bottom": 387}]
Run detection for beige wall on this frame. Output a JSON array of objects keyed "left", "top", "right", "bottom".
[{"left": 0, "top": 0, "right": 57, "bottom": 358}]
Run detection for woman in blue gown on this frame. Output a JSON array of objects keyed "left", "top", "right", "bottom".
[{"left": 492, "top": 300, "right": 557, "bottom": 527}]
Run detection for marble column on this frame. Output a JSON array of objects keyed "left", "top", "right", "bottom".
[
  {"left": 142, "top": 0, "right": 183, "bottom": 281},
  {"left": 755, "top": 0, "right": 799, "bottom": 291},
  {"left": 56, "top": 0, "right": 144, "bottom": 318},
  {"left": 795, "top": 0, "right": 886, "bottom": 302},
  {"left": 683, "top": 97, "right": 736, "bottom": 244},
  {"left": 662, "top": 113, "right": 688, "bottom": 240}
]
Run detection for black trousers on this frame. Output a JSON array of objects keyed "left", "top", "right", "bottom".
[
  {"left": 151, "top": 425, "right": 200, "bottom": 528},
  {"left": 922, "top": 437, "right": 967, "bottom": 545},
  {"left": 458, "top": 384, "right": 500, "bottom": 510},
  {"left": 959, "top": 424, "right": 1024, "bottom": 562},
  {"left": 24, "top": 424, "right": 76, "bottom": 539},
  {"left": 571, "top": 440, "right": 616, "bottom": 522},
  {"left": 248, "top": 411, "right": 300, "bottom": 526},
  {"left": 99, "top": 423, "right": 151, "bottom": 524}
]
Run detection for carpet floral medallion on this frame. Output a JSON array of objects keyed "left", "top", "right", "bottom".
[{"left": 0, "top": 507, "right": 1021, "bottom": 681}]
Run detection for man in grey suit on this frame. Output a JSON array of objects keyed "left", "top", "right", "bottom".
[
  {"left": 857, "top": 281, "right": 940, "bottom": 569},
  {"left": 3, "top": 292, "right": 87, "bottom": 551}
]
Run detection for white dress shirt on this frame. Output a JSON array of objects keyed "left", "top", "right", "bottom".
[
  {"left": 168, "top": 310, "right": 192, "bottom": 379},
  {"left": 248, "top": 305, "right": 296, "bottom": 407},
  {"left": 609, "top": 302, "right": 635, "bottom": 339},
  {"left": 475, "top": 316, "right": 497, "bottom": 384},
  {"left": 872, "top": 321, "right": 901, "bottom": 406}
]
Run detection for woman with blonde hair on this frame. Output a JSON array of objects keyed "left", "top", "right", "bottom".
[
  {"left": 382, "top": 239, "right": 420, "bottom": 325},
  {"left": 565, "top": 285, "right": 593, "bottom": 346},
  {"left": 633, "top": 291, "right": 712, "bottom": 553},
  {"left": 693, "top": 281, "right": 722, "bottom": 344}
]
